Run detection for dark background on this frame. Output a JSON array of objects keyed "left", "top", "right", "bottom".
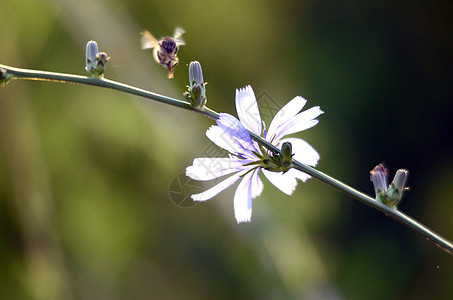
[{"left": 1, "top": 0, "right": 452, "bottom": 299}]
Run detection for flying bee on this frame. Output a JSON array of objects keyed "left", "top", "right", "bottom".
[{"left": 141, "top": 27, "right": 185, "bottom": 79}]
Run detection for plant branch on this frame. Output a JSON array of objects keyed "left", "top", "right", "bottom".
[{"left": 1, "top": 64, "right": 452, "bottom": 255}]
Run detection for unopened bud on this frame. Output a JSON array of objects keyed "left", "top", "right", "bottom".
[
  {"left": 85, "top": 41, "right": 110, "bottom": 78},
  {"left": 86, "top": 41, "right": 99, "bottom": 73},
  {"left": 261, "top": 142, "right": 293, "bottom": 174},
  {"left": 392, "top": 169, "right": 409, "bottom": 192},
  {"left": 191, "top": 84, "right": 202, "bottom": 101},
  {"left": 188, "top": 61, "right": 204, "bottom": 85},
  {"left": 370, "top": 164, "right": 409, "bottom": 209},
  {"left": 184, "top": 61, "right": 207, "bottom": 109},
  {"left": 97, "top": 52, "right": 109, "bottom": 65},
  {"left": 0, "top": 67, "right": 11, "bottom": 86},
  {"left": 387, "top": 169, "right": 409, "bottom": 207},
  {"left": 281, "top": 142, "right": 293, "bottom": 169},
  {"left": 370, "top": 164, "right": 388, "bottom": 198}
]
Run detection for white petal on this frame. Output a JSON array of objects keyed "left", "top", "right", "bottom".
[
  {"left": 280, "top": 138, "right": 320, "bottom": 166},
  {"left": 235, "top": 86, "right": 262, "bottom": 135},
  {"left": 217, "top": 113, "right": 257, "bottom": 153},
  {"left": 273, "top": 106, "right": 324, "bottom": 142},
  {"left": 267, "top": 96, "right": 307, "bottom": 141},
  {"left": 234, "top": 171, "right": 254, "bottom": 223},
  {"left": 262, "top": 169, "right": 298, "bottom": 195},
  {"left": 287, "top": 168, "right": 311, "bottom": 182},
  {"left": 191, "top": 172, "right": 242, "bottom": 201},
  {"left": 250, "top": 168, "right": 263, "bottom": 198},
  {"left": 206, "top": 126, "right": 244, "bottom": 154},
  {"left": 186, "top": 157, "right": 243, "bottom": 180}
]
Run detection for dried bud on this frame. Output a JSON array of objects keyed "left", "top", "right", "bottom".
[{"left": 85, "top": 41, "right": 110, "bottom": 78}]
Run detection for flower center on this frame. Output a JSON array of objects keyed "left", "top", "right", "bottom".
[{"left": 243, "top": 142, "right": 293, "bottom": 174}]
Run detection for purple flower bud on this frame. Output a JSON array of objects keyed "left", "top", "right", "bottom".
[
  {"left": 85, "top": 41, "right": 109, "bottom": 78},
  {"left": 188, "top": 61, "right": 204, "bottom": 85},
  {"left": 370, "top": 164, "right": 409, "bottom": 208},
  {"left": 370, "top": 164, "right": 388, "bottom": 196},
  {"left": 387, "top": 169, "right": 409, "bottom": 207},
  {"left": 86, "top": 41, "right": 99, "bottom": 73},
  {"left": 392, "top": 169, "right": 409, "bottom": 193},
  {"left": 96, "top": 52, "right": 110, "bottom": 65}
]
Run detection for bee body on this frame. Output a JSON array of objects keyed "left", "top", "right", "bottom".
[{"left": 141, "top": 27, "right": 185, "bottom": 79}]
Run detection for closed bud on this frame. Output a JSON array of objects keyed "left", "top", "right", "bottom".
[
  {"left": 387, "top": 169, "right": 409, "bottom": 208},
  {"left": 281, "top": 142, "right": 293, "bottom": 168},
  {"left": 188, "top": 61, "right": 204, "bottom": 85},
  {"left": 261, "top": 142, "right": 293, "bottom": 174},
  {"left": 392, "top": 169, "right": 409, "bottom": 192},
  {"left": 190, "top": 84, "right": 202, "bottom": 102},
  {"left": 1, "top": 67, "right": 11, "bottom": 86},
  {"left": 370, "top": 164, "right": 388, "bottom": 199},
  {"left": 184, "top": 61, "right": 207, "bottom": 109},
  {"left": 86, "top": 41, "right": 99, "bottom": 74},
  {"left": 370, "top": 164, "right": 409, "bottom": 209},
  {"left": 96, "top": 52, "right": 109, "bottom": 65},
  {"left": 85, "top": 41, "right": 110, "bottom": 78}
]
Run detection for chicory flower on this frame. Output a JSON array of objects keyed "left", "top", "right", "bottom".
[{"left": 186, "top": 86, "right": 323, "bottom": 222}]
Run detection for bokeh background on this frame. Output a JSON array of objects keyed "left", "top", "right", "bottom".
[{"left": 1, "top": 0, "right": 452, "bottom": 299}]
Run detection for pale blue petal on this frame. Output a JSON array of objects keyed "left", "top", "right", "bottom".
[
  {"left": 217, "top": 113, "right": 257, "bottom": 153},
  {"left": 206, "top": 125, "right": 245, "bottom": 154},
  {"left": 273, "top": 106, "right": 323, "bottom": 142},
  {"left": 191, "top": 172, "right": 243, "bottom": 201},
  {"left": 267, "top": 96, "right": 307, "bottom": 142},
  {"left": 262, "top": 169, "right": 297, "bottom": 195},
  {"left": 235, "top": 86, "right": 262, "bottom": 135},
  {"left": 279, "top": 138, "right": 320, "bottom": 167},
  {"left": 186, "top": 158, "right": 244, "bottom": 180},
  {"left": 234, "top": 171, "right": 254, "bottom": 223}
]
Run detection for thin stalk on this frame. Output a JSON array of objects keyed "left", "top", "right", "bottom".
[{"left": 1, "top": 64, "right": 452, "bottom": 255}]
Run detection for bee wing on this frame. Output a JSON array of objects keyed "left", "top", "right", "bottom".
[
  {"left": 173, "top": 27, "right": 186, "bottom": 46},
  {"left": 141, "top": 30, "right": 159, "bottom": 49},
  {"left": 152, "top": 48, "right": 160, "bottom": 64}
]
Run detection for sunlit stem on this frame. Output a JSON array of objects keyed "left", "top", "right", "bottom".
[{"left": 1, "top": 63, "right": 452, "bottom": 256}]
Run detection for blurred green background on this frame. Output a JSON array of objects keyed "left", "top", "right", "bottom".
[{"left": 1, "top": 0, "right": 452, "bottom": 299}]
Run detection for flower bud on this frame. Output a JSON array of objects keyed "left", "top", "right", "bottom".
[
  {"left": 184, "top": 61, "right": 207, "bottom": 109},
  {"left": 188, "top": 61, "right": 204, "bottom": 85},
  {"left": 370, "top": 164, "right": 409, "bottom": 209},
  {"left": 190, "top": 84, "right": 203, "bottom": 102},
  {"left": 86, "top": 41, "right": 99, "bottom": 73},
  {"left": 281, "top": 142, "right": 293, "bottom": 169},
  {"left": 97, "top": 52, "right": 109, "bottom": 65},
  {"left": 370, "top": 164, "right": 388, "bottom": 198},
  {"left": 387, "top": 169, "right": 409, "bottom": 207},
  {"left": 392, "top": 169, "right": 409, "bottom": 192},
  {"left": 260, "top": 143, "right": 293, "bottom": 174},
  {"left": 85, "top": 41, "right": 110, "bottom": 78},
  {"left": 0, "top": 67, "right": 11, "bottom": 86}
]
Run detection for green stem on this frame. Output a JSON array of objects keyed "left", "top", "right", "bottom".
[{"left": 1, "top": 64, "right": 452, "bottom": 255}]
